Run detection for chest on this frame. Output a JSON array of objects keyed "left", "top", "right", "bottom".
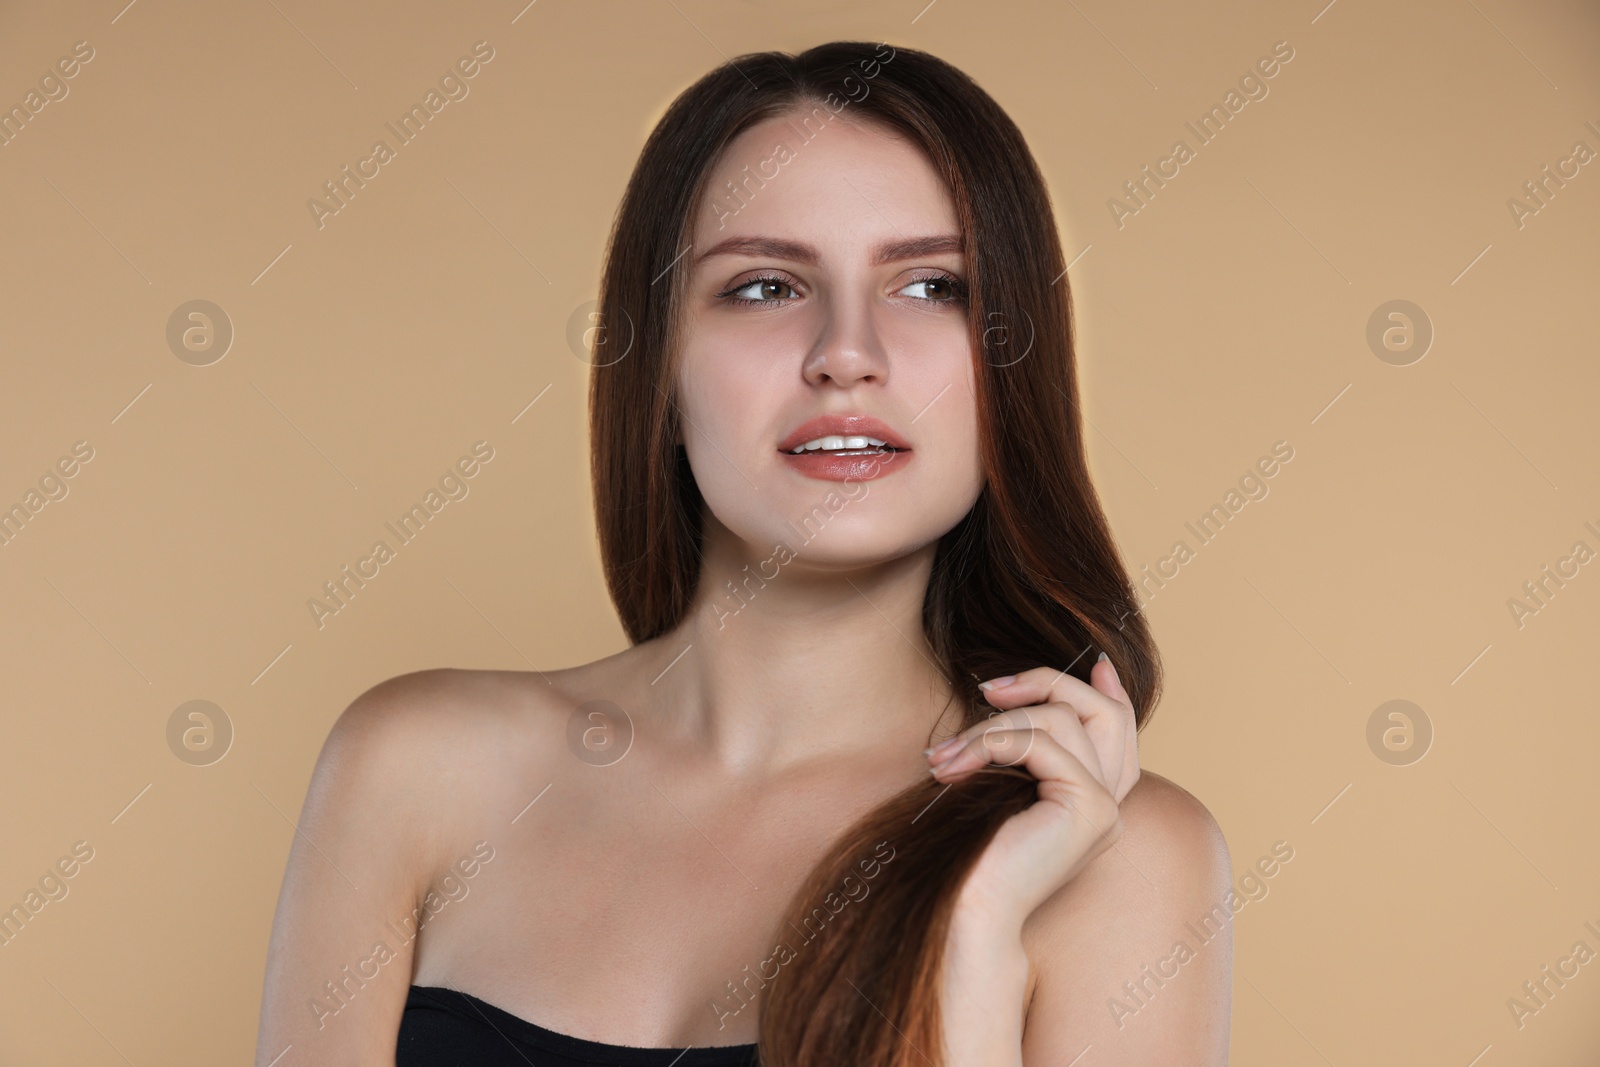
[{"left": 410, "top": 761, "right": 896, "bottom": 1046}]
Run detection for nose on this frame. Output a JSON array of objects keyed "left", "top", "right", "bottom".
[{"left": 802, "top": 295, "right": 888, "bottom": 388}]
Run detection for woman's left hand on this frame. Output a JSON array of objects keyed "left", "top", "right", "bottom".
[{"left": 924, "top": 654, "right": 1140, "bottom": 932}]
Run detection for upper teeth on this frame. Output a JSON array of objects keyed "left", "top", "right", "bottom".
[{"left": 790, "top": 435, "right": 890, "bottom": 454}]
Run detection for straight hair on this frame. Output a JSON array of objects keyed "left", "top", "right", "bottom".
[{"left": 588, "top": 40, "right": 1161, "bottom": 1066}]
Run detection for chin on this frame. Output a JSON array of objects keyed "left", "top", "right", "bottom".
[
  {"left": 758, "top": 509, "right": 955, "bottom": 566},
  {"left": 780, "top": 538, "right": 919, "bottom": 571}
]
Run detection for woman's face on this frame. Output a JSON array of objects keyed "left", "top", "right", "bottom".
[{"left": 674, "top": 107, "right": 984, "bottom": 569}]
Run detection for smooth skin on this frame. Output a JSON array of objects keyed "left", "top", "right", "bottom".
[{"left": 255, "top": 105, "right": 1231, "bottom": 1065}]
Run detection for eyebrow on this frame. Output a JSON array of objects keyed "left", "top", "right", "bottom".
[{"left": 693, "top": 233, "right": 964, "bottom": 268}]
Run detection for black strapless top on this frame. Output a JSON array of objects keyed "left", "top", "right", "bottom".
[{"left": 397, "top": 984, "right": 761, "bottom": 1066}]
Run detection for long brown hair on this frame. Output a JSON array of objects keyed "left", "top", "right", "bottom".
[{"left": 587, "top": 40, "right": 1161, "bottom": 1066}]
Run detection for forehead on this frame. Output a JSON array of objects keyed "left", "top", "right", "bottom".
[{"left": 691, "top": 109, "right": 958, "bottom": 251}]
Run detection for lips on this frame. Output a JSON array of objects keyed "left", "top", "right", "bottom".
[
  {"left": 777, "top": 414, "right": 911, "bottom": 454},
  {"left": 780, "top": 449, "right": 910, "bottom": 482}
]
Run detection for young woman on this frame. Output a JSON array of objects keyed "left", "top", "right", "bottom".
[{"left": 256, "top": 40, "right": 1232, "bottom": 1067}]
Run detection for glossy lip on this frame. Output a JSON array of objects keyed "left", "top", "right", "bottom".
[
  {"left": 780, "top": 448, "right": 910, "bottom": 482},
  {"left": 777, "top": 414, "right": 911, "bottom": 454}
]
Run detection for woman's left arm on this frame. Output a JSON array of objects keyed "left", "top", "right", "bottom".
[{"left": 928, "top": 657, "right": 1233, "bottom": 1066}]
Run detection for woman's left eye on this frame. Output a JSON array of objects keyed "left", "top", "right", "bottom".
[
  {"left": 720, "top": 277, "right": 799, "bottom": 304},
  {"left": 897, "top": 275, "right": 967, "bottom": 302}
]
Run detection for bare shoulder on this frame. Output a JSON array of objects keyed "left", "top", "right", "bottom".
[
  {"left": 1019, "top": 771, "right": 1233, "bottom": 1063},
  {"left": 1113, "top": 770, "right": 1230, "bottom": 887},
  {"left": 312, "top": 667, "right": 576, "bottom": 851},
  {"left": 1032, "top": 770, "right": 1229, "bottom": 927},
  {"left": 257, "top": 667, "right": 575, "bottom": 1061},
  {"left": 326, "top": 666, "right": 559, "bottom": 754}
]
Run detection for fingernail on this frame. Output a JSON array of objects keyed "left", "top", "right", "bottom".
[
  {"left": 927, "top": 736, "right": 962, "bottom": 759},
  {"left": 977, "top": 675, "right": 1015, "bottom": 691},
  {"left": 1097, "top": 651, "right": 1108, "bottom": 662}
]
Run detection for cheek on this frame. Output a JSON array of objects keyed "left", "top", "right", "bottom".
[
  {"left": 947, "top": 407, "right": 985, "bottom": 498},
  {"left": 677, "top": 343, "right": 778, "bottom": 448},
  {"left": 921, "top": 344, "right": 982, "bottom": 479},
  {"left": 674, "top": 346, "right": 782, "bottom": 506}
]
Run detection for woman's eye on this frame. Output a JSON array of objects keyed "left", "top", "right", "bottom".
[
  {"left": 724, "top": 277, "right": 798, "bottom": 303},
  {"left": 898, "top": 276, "right": 965, "bottom": 302}
]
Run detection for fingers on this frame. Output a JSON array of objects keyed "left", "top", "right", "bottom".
[
  {"left": 932, "top": 724, "right": 1126, "bottom": 923},
  {"left": 1091, "top": 654, "right": 1132, "bottom": 716},
  {"left": 930, "top": 703, "right": 1105, "bottom": 789},
  {"left": 1092, "top": 655, "right": 1141, "bottom": 801},
  {"left": 931, "top": 726, "right": 1123, "bottom": 846},
  {"left": 970, "top": 660, "right": 1140, "bottom": 803}
]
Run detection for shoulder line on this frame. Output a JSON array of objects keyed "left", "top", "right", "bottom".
[
  {"left": 313, "top": 667, "right": 568, "bottom": 864},
  {"left": 1025, "top": 769, "right": 1232, "bottom": 957},
  {"left": 1017, "top": 772, "right": 1233, "bottom": 1060}
]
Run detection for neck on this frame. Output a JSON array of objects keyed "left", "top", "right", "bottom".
[{"left": 641, "top": 515, "right": 961, "bottom": 773}]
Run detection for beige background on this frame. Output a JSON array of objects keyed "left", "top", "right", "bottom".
[{"left": 1, "top": 0, "right": 1597, "bottom": 1063}]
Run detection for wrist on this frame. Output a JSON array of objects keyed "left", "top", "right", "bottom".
[
  {"left": 948, "top": 911, "right": 1028, "bottom": 973},
  {"left": 940, "top": 897, "right": 1030, "bottom": 1067},
  {"left": 946, "top": 892, "right": 1030, "bottom": 989},
  {"left": 952, "top": 870, "right": 1029, "bottom": 945}
]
